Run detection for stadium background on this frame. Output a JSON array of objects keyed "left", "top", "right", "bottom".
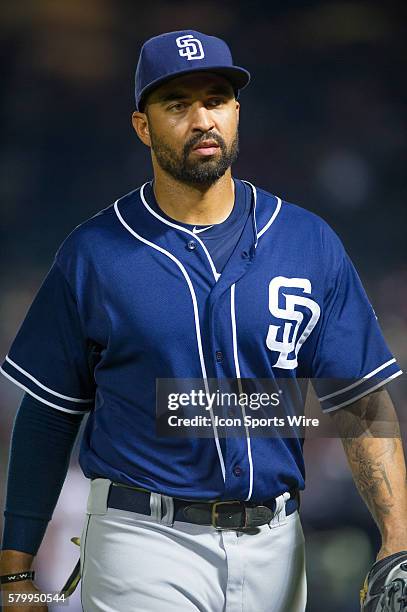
[{"left": 0, "top": 1, "right": 405, "bottom": 610}]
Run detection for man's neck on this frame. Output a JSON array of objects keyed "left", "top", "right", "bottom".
[{"left": 152, "top": 168, "right": 235, "bottom": 226}]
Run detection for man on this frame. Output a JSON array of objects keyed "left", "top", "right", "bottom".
[{"left": 0, "top": 30, "right": 406, "bottom": 612}]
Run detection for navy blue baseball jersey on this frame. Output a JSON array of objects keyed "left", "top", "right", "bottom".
[{"left": 1, "top": 180, "right": 402, "bottom": 502}]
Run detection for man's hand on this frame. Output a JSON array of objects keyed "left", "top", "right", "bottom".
[{"left": 360, "top": 550, "right": 407, "bottom": 611}]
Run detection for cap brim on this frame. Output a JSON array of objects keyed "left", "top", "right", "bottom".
[{"left": 137, "top": 65, "right": 250, "bottom": 110}]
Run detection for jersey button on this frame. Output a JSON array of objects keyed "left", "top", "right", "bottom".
[
  {"left": 187, "top": 240, "right": 197, "bottom": 251},
  {"left": 233, "top": 466, "right": 242, "bottom": 477},
  {"left": 215, "top": 351, "right": 223, "bottom": 363}
]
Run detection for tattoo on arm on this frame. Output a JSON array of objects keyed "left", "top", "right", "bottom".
[
  {"left": 342, "top": 438, "right": 396, "bottom": 520},
  {"left": 331, "top": 388, "right": 402, "bottom": 531}
]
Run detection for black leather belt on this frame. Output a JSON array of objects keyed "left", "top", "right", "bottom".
[{"left": 107, "top": 483, "right": 300, "bottom": 530}]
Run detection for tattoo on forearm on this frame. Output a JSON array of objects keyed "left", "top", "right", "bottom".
[
  {"left": 351, "top": 439, "right": 394, "bottom": 484},
  {"left": 344, "top": 438, "right": 397, "bottom": 525},
  {"left": 332, "top": 389, "right": 404, "bottom": 531}
]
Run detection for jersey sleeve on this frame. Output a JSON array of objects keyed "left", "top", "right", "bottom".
[
  {"left": 310, "top": 229, "right": 402, "bottom": 413},
  {"left": 1, "top": 260, "right": 96, "bottom": 414}
]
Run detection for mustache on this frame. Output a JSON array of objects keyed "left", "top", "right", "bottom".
[{"left": 183, "top": 131, "right": 226, "bottom": 156}]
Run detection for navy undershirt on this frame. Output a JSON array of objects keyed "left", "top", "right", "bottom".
[
  {"left": 145, "top": 178, "right": 252, "bottom": 273},
  {"left": 2, "top": 179, "right": 252, "bottom": 555},
  {"left": 2, "top": 394, "right": 83, "bottom": 554}
]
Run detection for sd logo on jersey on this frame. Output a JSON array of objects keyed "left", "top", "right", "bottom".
[{"left": 266, "top": 277, "right": 321, "bottom": 369}]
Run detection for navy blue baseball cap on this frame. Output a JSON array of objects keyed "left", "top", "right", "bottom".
[{"left": 135, "top": 30, "right": 251, "bottom": 111}]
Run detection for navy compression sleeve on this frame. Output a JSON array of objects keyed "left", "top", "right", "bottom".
[{"left": 1, "top": 393, "right": 84, "bottom": 555}]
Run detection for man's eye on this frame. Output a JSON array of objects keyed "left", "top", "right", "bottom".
[
  {"left": 207, "top": 98, "right": 223, "bottom": 107},
  {"left": 168, "top": 102, "right": 186, "bottom": 111}
]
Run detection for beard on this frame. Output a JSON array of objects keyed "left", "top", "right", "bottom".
[{"left": 149, "top": 126, "right": 239, "bottom": 186}]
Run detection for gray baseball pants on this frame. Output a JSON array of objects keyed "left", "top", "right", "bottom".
[{"left": 80, "top": 478, "right": 307, "bottom": 611}]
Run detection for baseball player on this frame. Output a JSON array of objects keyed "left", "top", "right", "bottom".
[{"left": 0, "top": 30, "right": 406, "bottom": 612}]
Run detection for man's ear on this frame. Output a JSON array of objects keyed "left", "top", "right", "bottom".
[{"left": 132, "top": 111, "right": 151, "bottom": 147}]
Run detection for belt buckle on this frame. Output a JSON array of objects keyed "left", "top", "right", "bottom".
[{"left": 211, "top": 501, "right": 246, "bottom": 530}]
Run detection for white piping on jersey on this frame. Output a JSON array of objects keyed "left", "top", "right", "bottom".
[
  {"left": 114, "top": 199, "right": 226, "bottom": 482},
  {"left": 322, "top": 370, "right": 402, "bottom": 412},
  {"left": 231, "top": 283, "right": 254, "bottom": 501},
  {"left": 140, "top": 183, "right": 220, "bottom": 281},
  {"left": 241, "top": 180, "right": 259, "bottom": 248},
  {"left": 4, "top": 355, "right": 94, "bottom": 402},
  {"left": 318, "top": 358, "right": 397, "bottom": 402},
  {"left": 0, "top": 367, "right": 90, "bottom": 414},
  {"left": 257, "top": 197, "right": 282, "bottom": 240},
  {"left": 241, "top": 180, "right": 282, "bottom": 243}
]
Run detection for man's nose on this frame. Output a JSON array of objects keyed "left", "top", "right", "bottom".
[{"left": 190, "top": 104, "right": 216, "bottom": 132}]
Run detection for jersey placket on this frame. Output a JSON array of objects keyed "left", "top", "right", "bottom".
[
  {"left": 138, "top": 183, "right": 259, "bottom": 501},
  {"left": 205, "top": 211, "right": 258, "bottom": 501},
  {"left": 131, "top": 188, "right": 233, "bottom": 487}
]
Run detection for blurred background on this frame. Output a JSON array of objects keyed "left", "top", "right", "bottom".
[{"left": 0, "top": 1, "right": 405, "bottom": 610}]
